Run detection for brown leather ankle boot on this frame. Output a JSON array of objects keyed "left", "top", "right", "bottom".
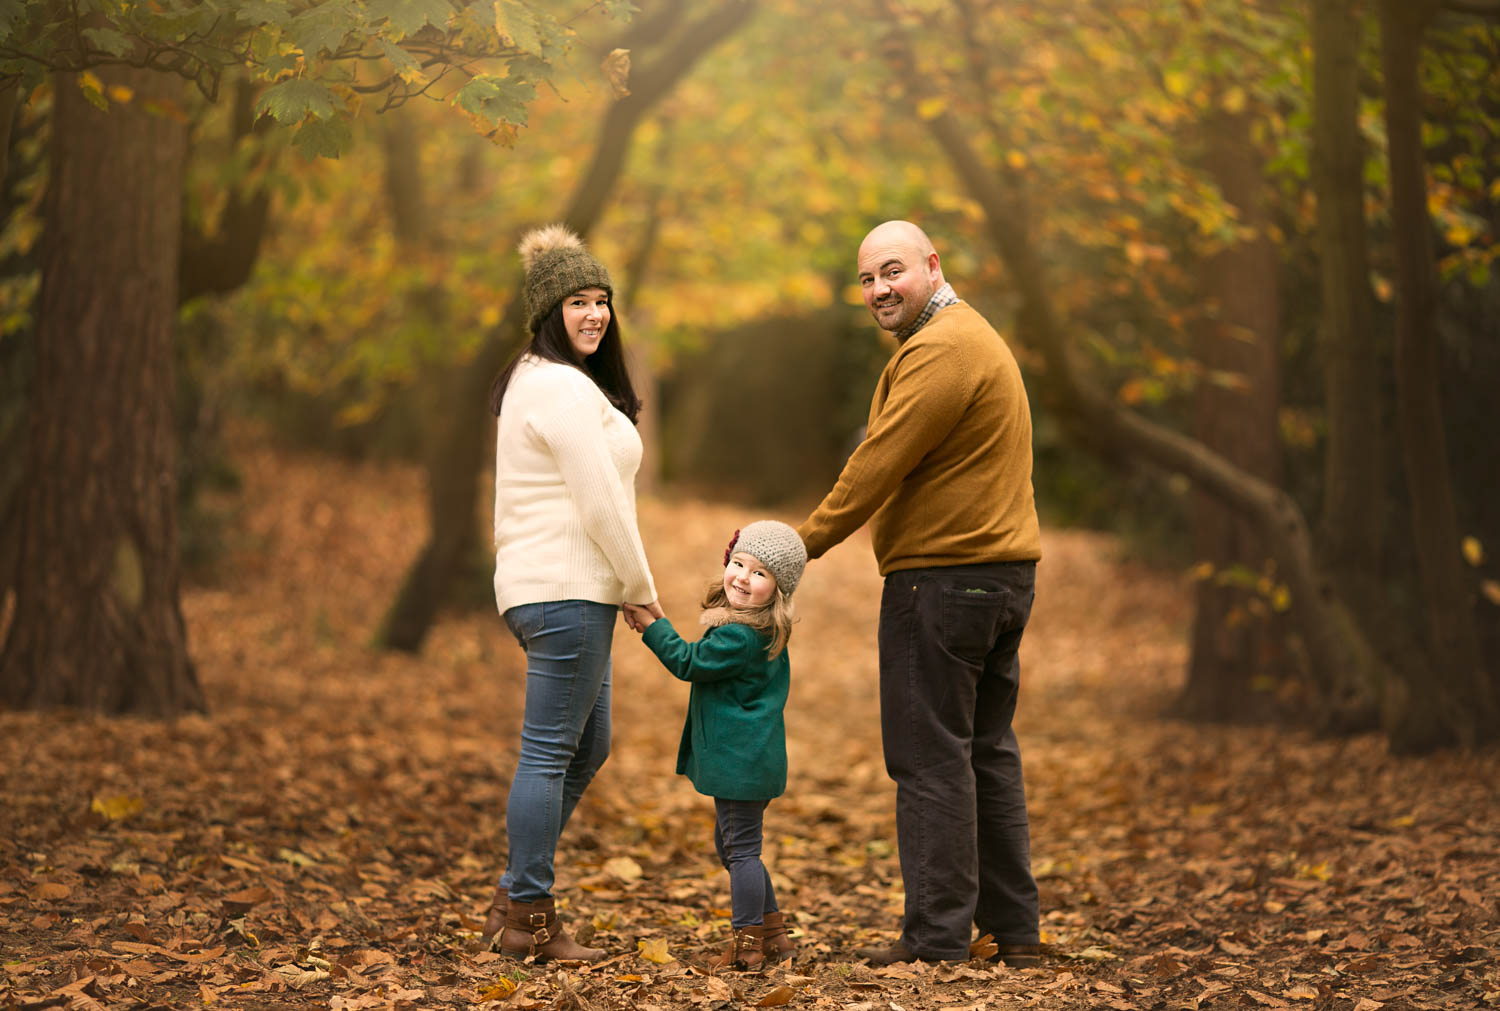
[
  {"left": 479, "top": 883, "right": 507, "bottom": 945},
  {"left": 761, "top": 911, "right": 794, "bottom": 961},
  {"left": 709, "top": 924, "right": 765, "bottom": 972},
  {"left": 499, "top": 896, "right": 605, "bottom": 963}
]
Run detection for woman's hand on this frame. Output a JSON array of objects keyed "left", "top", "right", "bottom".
[
  {"left": 622, "top": 599, "right": 665, "bottom": 633},
  {"left": 621, "top": 602, "right": 653, "bottom": 633}
]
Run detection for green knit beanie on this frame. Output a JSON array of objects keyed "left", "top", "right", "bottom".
[
  {"left": 725, "top": 520, "right": 808, "bottom": 596},
  {"left": 517, "top": 224, "right": 613, "bottom": 334}
]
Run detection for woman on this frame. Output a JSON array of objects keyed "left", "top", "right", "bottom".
[{"left": 479, "top": 225, "right": 662, "bottom": 962}]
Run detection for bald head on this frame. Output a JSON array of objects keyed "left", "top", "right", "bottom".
[
  {"left": 860, "top": 220, "right": 936, "bottom": 262},
  {"left": 857, "top": 220, "right": 944, "bottom": 335}
]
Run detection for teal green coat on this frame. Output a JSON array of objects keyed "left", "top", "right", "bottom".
[{"left": 642, "top": 618, "right": 790, "bottom": 801}]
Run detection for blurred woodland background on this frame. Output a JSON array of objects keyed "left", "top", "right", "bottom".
[{"left": 1, "top": 0, "right": 1499, "bottom": 754}]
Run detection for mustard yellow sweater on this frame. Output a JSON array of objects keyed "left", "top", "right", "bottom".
[{"left": 797, "top": 302, "right": 1041, "bottom": 574}]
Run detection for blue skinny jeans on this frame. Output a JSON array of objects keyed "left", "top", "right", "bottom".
[{"left": 498, "top": 599, "right": 615, "bottom": 902}]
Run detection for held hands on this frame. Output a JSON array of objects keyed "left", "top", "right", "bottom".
[{"left": 622, "top": 599, "right": 666, "bottom": 634}]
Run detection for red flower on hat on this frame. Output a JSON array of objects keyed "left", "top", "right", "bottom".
[{"left": 723, "top": 529, "right": 740, "bottom": 567}]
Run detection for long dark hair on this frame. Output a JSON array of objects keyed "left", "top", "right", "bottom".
[{"left": 488, "top": 297, "right": 642, "bottom": 423}]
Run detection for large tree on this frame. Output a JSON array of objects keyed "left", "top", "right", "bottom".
[
  {"left": 2, "top": 64, "right": 200, "bottom": 712},
  {"left": 1378, "top": 0, "right": 1496, "bottom": 744},
  {"left": 1180, "top": 99, "right": 1285, "bottom": 722}
]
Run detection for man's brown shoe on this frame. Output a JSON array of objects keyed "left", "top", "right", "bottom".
[
  {"left": 971, "top": 932, "right": 1042, "bottom": 968},
  {"left": 854, "top": 939, "right": 917, "bottom": 966},
  {"left": 997, "top": 944, "right": 1042, "bottom": 968},
  {"left": 855, "top": 939, "right": 964, "bottom": 966}
]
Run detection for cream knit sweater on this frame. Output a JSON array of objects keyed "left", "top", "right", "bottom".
[{"left": 492, "top": 355, "right": 656, "bottom": 615}]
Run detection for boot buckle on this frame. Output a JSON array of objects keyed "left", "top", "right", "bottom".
[{"left": 532, "top": 925, "right": 552, "bottom": 946}]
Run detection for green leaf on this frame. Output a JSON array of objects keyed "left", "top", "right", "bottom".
[
  {"left": 292, "top": 115, "right": 352, "bottom": 159},
  {"left": 494, "top": 0, "right": 541, "bottom": 54},
  {"left": 454, "top": 74, "right": 535, "bottom": 127},
  {"left": 256, "top": 78, "right": 336, "bottom": 123},
  {"left": 0, "top": 0, "right": 34, "bottom": 38},
  {"left": 602, "top": 0, "right": 639, "bottom": 20},
  {"left": 82, "top": 27, "right": 132, "bottom": 57},
  {"left": 506, "top": 53, "right": 553, "bottom": 85},
  {"left": 378, "top": 38, "right": 422, "bottom": 81},
  {"left": 288, "top": 0, "right": 356, "bottom": 56},
  {"left": 367, "top": 0, "right": 452, "bottom": 38},
  {"left": 235, "top": 0, "right": 292, "bottom": 27}
]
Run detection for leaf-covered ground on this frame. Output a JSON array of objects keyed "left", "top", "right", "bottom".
[{"left": 3, "top": 443, "right": 1498, "bottom": 1011}]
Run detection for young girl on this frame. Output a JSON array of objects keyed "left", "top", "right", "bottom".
[{"left": 625, "top": 521, "right": 807, "bottom": 971}]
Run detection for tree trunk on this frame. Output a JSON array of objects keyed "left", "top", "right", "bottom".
[
  {"left": 0, "top": 67, "right": 204, "bottom": 714},
  {"left": 1311, "top": 0, "right": 1386, "bottom": 608},
  {"left": 1378, "top": 0, "right": 1495, "bottom": 748},
  {"left": 178, "top": 78, "right": 273, "bottom": 304},
  {"left": 374, "top": 106, "right": 483, "bottom": 650},
  {"left": 1177, "top": 106, "right": 1285, "bottom": 722},
  {"left": 378, "top": 0, "right": 755, "bottom": 651}
]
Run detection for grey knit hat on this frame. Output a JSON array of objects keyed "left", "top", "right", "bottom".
[
  {"left": 724, "top": 520, "right": 808, "bottom": 597},
  {"left": 518, "top": 224, "right": 613, "bottom": 334}
]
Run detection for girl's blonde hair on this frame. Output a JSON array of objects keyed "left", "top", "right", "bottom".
[{"left": 700, "top": 578, "right": 796, "bottom": 660}]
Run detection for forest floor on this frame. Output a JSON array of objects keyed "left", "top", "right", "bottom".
[{"left": 3, "top": 442, "right": 1499, "bottom": 1011}]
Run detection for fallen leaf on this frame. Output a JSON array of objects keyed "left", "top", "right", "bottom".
[
  {"left": 636, "top": 938, "right": 674, "bottom": 964},
  {"left": 757, "top": 984, "right": 795, "bottom": 1006},
  {"left": 271, "top": 964, "right": 330, "bottom": 988},
  {"left": 479, "top": 979, "right": 517, "bottom": 1001},
  {"left": 604, "top": 856, "right": 643, "bottom": 883},
  {"left": 222, "top": 885, "right": 272, "bottom": 911},
  {"left": 112, "top": 941, "right": 226, "bottom": 963},
  {"left": 33, "top": 882, "right": 72, "bottom": 900},
  {"left": 90, "top": 795, "right": 145, "bottom": 820}
]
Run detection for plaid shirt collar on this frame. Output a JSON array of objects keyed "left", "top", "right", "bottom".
[{"left": 893, "top": 283, "right": 959, "bottom": 341}]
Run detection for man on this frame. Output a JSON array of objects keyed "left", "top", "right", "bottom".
[{"left": 796, "top": 220, "right": 1043, "bottom": 967}]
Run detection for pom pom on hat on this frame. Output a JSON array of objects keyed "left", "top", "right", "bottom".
[{"left": 517, "top": 224, "right": 612, "bottom": 334}]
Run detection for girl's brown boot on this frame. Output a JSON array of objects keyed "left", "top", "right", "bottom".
[
  {"left": 499, "top": 896, "right": 605, "bottom": 963},
  {"left": 709, "top": 925, "right": 765, "bottom": 972},
  {"left": 761, "top": 911, "right": 794, "bottom": 962}
]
